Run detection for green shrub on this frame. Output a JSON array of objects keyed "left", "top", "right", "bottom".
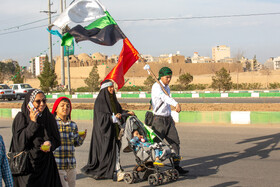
[
  {"left": 74, "top": 86, "right": 91, "bottom": 92},
  {"left": 119, "top": 86, "right": 146, "bottom": 91},
  {"left": 269, "top": 82, "right": 280, "bottom": 89}
]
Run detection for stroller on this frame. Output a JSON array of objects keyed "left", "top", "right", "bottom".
[{"left": 121, "top": 116, "right": 179, "bottom": 186}]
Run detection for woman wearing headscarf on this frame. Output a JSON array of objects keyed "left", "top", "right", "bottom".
[
  {"left": 81, "top": 80, "right": 134, "bottom": 181},
  {"left": 10, "top": 89, "right": 62, "bottom": 187}
]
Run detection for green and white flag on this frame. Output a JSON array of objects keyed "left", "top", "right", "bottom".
[
  {"left": 143, "top": 124, "right": 156, "bottom": 143},
  {"left": 53, "top": 0, "right": 106, "bottom": 29}
]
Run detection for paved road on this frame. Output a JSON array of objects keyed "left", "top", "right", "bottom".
[
  {"left": 3, "top": 97, "right": 280, "bottom": 104},
  {"left": 1, "top": 119, "right": 280, "bottom": 186}
]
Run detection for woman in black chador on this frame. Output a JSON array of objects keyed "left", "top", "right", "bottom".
[
  {"left": 81, "top": 80, "right": 134, "bottom": 181},
  {"left": 10, "top": 89, "right": 62, "bottom": 187}
]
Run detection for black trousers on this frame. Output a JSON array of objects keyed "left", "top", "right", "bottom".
[{"left": 152, "top": 115, "right": 180, "bottom": 156}]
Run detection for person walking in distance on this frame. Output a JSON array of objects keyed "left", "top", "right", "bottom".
[{"left": 151, "top": 67, "right": 188, "bottom": 175}]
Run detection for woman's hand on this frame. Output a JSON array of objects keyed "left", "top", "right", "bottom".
[
  {"left": 115, "top": 113, "right": 122, "bottom": 119},
  {"left": 40, "top": 141, "right": 52, "bottom": 152},
  {"left": 127, "top": 111, "right": 135, "bottom": 116},
  {"left": 29, "top": 109, "right": 40, "bottom": 122}
]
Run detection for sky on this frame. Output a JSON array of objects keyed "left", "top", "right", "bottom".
[{"left": 0, "top": 0, "right": 280, "bottom": 67}]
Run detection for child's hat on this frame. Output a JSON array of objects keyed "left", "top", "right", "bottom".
[{"left": 51, "top": 97, "right": 72, "bottom": 119}]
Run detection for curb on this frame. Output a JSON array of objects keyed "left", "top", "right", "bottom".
[
  {"left": 1, "top": 109, "right": 280, "bottom": 125},
  {"left": 46, "top": 91, "right": 280, "bottom": 99}
]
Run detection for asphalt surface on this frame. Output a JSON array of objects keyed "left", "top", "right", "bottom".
[
  {"left": 1, "top": 119, "right": 280, "bottom": 186},
  {"left": 3, "top": 97, "right": 280, "bottom": 104}
]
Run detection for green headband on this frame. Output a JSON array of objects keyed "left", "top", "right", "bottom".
[{"left": 158, "top": 67, "right": 172, "bottom": 79}]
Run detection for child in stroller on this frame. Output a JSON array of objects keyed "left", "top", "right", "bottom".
[
  {"left": 122, "top": 116, "right": 180, "bottom": 185},
  {"left": 130, "top": 129, "right": 165, "bottom": 167}
]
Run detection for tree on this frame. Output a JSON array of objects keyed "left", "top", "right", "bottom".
[
  {"left": 144, "top": 75, "right": 155, "bottom": 89},
  {"left": 177, "top": 73, "right": 193, "bottom": 89},
  {"left": 245, "top": 61, "right": 251, "bottom": 71},
  {"left": 38, "top": 55, "right": 58, "bottom": 94},
  {"left": 211, "top": 67, "right": 232, "bottom": 91},
  {"left": 84, "top": 65, "right": 100, "bottom": 92},
  {"left": 261, "top": 66, "right": 271, "bottom": 88},
  {"left": 12, "top": 65, "right": 24, "bottom": 83}
]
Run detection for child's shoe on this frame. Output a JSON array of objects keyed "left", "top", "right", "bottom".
[{"left": 153, "top": 160, "right": 164, "bottom": 167}]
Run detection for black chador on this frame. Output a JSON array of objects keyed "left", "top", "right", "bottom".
[
  {"left": 81, "top": 80, "right": 126, "bottom": 179},
  {"left": 10, "top": 90, "right": 62, "bottom": 187}
]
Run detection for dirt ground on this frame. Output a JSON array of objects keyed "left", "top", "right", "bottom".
[{"left": 1, "top": 103, "right": 280, "bottom": 111}]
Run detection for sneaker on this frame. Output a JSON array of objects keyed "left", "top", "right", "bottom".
[
  {"left": 175, "top": 166, "right": 189, "bottom": 175},
  {"left": 117, "top": 171, "right": 125, "bottom": 182},
  {"left": 173, "top": 156, "right": 182, "bottom": 162},
  {"left": 153, "top": 160, "right": 164, "bottom": 167}
]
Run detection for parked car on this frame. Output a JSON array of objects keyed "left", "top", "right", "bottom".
[
  {"left": 0, "top": 84, "right": 15, "bottom": 101},
  {"left": 10, "top": 83, "right": 34, "bottom": 100}
]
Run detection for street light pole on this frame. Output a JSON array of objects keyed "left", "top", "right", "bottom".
[
  {"left": 64, "top": 0, "right": 71, "bottom": 93},
  {"left": 40, "top": 0, "right": 56, "bottom": 68},
  {"left": 48, "top": 0, "right": 53, "bottom": 67},
  {"left": 60, "top": 0, "right": 65, "bottom": 86}
]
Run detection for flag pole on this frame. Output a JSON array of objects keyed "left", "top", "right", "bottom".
[
  {"left": 138, "top": 55, "right": 169, "bottom": 96},
  {"left": 106, "top": 10, "right": 168, "bottom": 95}
]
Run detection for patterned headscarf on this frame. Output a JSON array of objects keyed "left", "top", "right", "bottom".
[
  {"left": 29, "top": 89, "right": 44, "bottom": 103},
  {"left": 158, "top": 67, "right": 172, "bottom": 79}
]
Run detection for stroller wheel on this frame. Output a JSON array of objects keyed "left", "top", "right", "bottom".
[
  {"left": 124, "top": 172, "right": 135, "bottom": 184},
  {"left": 148, "top": 174, "right": 159, "bottom": 186},
  {"left": 171, "top": 169, "right": 179, "bottom": 181},
  {"left": 163, "top": 170, "right": 172, "bottom": 182},
  {"left": 157, "top": 173, "right": 164, "bottom": 185}
]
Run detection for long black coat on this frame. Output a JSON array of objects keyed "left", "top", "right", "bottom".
[
  {"left": 10, "top": 91, "right": 62, "bottom": 187},
  {"left": 81, "top": 87, "right": 125, "bottom": 179}
]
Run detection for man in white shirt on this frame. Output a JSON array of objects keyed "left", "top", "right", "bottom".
[{"left": 151, "top": 67, "right": 188, "bottom": 175}]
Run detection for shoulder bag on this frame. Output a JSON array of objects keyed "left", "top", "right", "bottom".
[
  {"left": 6, "top": 150, "right": 32, "bottom": 175},
  {"left": 145, "top": 101, "right": 164, "bottom": 126}
]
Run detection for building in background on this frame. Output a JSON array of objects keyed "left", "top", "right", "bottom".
[
  {"left": 29, "top": 58, "right": 35, "bottom": 76},
  {"left": 212, "top": 45, "right": 231, "bottom": 62},
  {"left": 264, "top": 57, "right": 280, "bottom": 70},
  {"left": 191, "top": 52, "right": 213, "bottom": 63},
  {"left": 159, "top": 51, "right": 185, "bottom": 64},
  {"left": 29, "top": 55, "right": 46, "bottom": 76}
]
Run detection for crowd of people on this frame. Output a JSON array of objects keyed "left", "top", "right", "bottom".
[{"left": 0, "top": 67, "right": 187, "bottom": 187}]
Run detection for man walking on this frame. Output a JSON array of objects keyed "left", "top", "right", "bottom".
[{"left": 151, "top": 67, "right": 188, "bottom": 175}]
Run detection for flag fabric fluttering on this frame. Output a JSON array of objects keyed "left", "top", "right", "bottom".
[
  {"left": 53, "top": 0, "right": 106, "bottom": 29},
  {"left": 52, "top": 0, "right": 140, "bottom": 90},
  {"left": 103, "top": 38, "right": 139, "bottom": 90},
  {"left": 61, "top": 11, "right": 125, "bottom": 47},
  {"left": 46, "top": 28, "right": 62, "bottom": 39}
]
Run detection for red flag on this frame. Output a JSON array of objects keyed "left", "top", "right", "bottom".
[{"left": 103, "top": 38, "right": 139, "bottom": 90}]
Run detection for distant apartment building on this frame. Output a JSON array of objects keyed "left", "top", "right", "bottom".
[
  {"left": 212, "top": 45, "right": 231, "bottom": 62},
  {"left": 159, "top": 52, "right": 185, "bottom": 64},
  {"left": 191, "top": 52, "right": 213, "bottom": 63},
  {"left": 29, "top": 55, "right": 46, "bottom": 76},
  {"left": 141, "top": 54, "right": 155, "bottom": 62},
  {"left": 29, "top": 58, "right": 35, "bottom": 76},
  {"left": 108, "top": 54, "right": 119, "bottom": 63},
  {"left": 240, "top": 56, "right": 263, "bottom": 71},
  {"left": 264, "top": 57, "right": 280, "bottom": 70}
]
